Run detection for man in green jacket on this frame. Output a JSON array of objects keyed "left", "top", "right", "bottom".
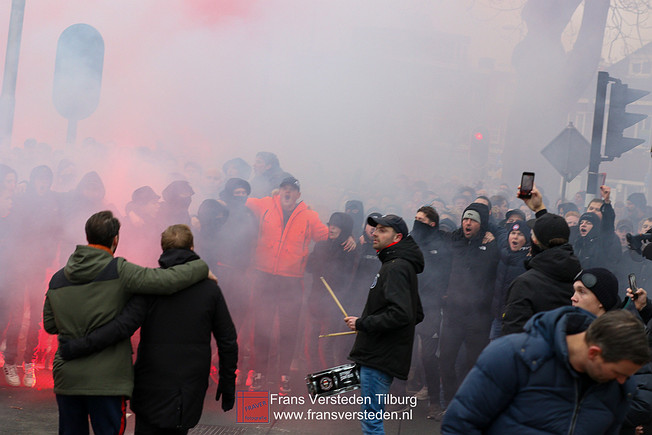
[{"left": 43, "top": 210, "right": 212, "bottom": 435}]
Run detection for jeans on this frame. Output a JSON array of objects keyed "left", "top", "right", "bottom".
[{"left": 360, "top": 365, "right": 393, "bottom": 435}]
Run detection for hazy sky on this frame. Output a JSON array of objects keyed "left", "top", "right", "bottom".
[{"left": 0, "top": 1, "right": 649, "bottom": 206}]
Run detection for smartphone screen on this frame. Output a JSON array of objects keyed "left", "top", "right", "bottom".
[
  {"left": 518, "top": 172, "right": 535, "bottom": 198},
  {"left": 629, "top": 273, "right": 637, "bottom": 290},
  {"left": 629, "top": 273, "right": 638, "bottom": 299}
]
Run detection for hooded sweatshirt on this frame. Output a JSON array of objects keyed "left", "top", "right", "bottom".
[{"left": 502, "top": 243, "right": 582, "bottom": 335}]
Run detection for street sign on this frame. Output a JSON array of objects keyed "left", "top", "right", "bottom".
[{"left": 541, "top": 122, "right": 591, "bottom": 183}]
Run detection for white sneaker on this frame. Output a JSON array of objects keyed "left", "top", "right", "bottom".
[
  {"left": 415, "top": 386, "right": 429, "bottom": 401},
  {"left": 3, "top": 364, "right": 20, "bottom": 387},
  {"left": 23, "top": 363, "right": 36, "bottom": 388}
]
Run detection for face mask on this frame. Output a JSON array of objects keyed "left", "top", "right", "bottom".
[{"left": 411, "top": 220, "right": 432, "bottom": 241}]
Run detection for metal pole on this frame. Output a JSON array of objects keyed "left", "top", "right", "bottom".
[
  {"left": 586, "top": 72, "right": 609, "bottom": 197},
  {"left": 66, "top": 119, "right": 77, "bottom": 146},
  {"left": 0, "top": 0, "right": 26, "bottom": 150}
]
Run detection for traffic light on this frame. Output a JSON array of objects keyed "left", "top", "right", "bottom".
[
  {"left": 469, "top": 126, "right": 489, "bottom": 167},
  {"left": 604, "top": 81, "right": 649, "bottom": 159}
]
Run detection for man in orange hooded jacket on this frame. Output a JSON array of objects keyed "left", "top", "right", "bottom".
[{"left": 246, "top": 177, "right": 348, "bottom": 395}]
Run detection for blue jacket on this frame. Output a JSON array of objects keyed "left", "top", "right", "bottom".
[{"left": 442, "top": 307, "right": 636, "bottom": 435}]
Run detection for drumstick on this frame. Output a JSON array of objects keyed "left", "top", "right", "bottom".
[
  {"left": 319, "top": 331, "right": 357, "bottom": 338},
  {"left": 320, "top": 276, "right": 348, "bottom": 318}
]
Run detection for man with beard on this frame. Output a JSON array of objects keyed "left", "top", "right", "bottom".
[
  {"left": 348, "top": 212, "right": 383, "bottom": 317},
  {"left": 439, "top": 202, "right": 499, "bottom": 411},
  {"left": 502, "top": 186, "right": 582, "bottom": 335},
  {"left": 410, "top": 206, "right": 452, "bottom": 420},
  {"left": 345, "top": 214, "right": 424, "bottom": 435}
]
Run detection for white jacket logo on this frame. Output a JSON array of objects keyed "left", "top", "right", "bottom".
[
  {"left": 370, "top": 274, "right": 379, "bottom": 289},
  {"left": 479, "top": 246, "right": 486, "bottom": 251}
]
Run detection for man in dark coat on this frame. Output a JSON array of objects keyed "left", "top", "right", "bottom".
[
  {"left": 502, "top": 186, "right": 582, "bottom": 336},
  {"left": 345, "top": 214, "right": 424, "bottom": 435},
  {"left": 57, "top": 224, "right": 238, "bottom": 435},
  {"left": 410, "top": 205, "right": 452, "bottom": 420},
  {"left": 574, "top": 211, "right": 622, "bottom": 271},
  {"left": 214, "top": 178, "right": 258, "bottom": 323},
  {"left": 439, "top": 202, "right": 499, "bottom": 408}
]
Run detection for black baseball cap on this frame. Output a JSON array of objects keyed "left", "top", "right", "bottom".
[
  {"left": 279, "top": 177, "right": 300, "bottom": 191},
  {"left": 367, "top": 214, "right": 409, "bottom": 237}
]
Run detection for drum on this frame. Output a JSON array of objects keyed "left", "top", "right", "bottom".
[{"left": 305, "top": 363, "right": 361, "bottom": 397}]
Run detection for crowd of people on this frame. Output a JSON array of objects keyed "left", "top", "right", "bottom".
[{"left": 1, "top": 142, "right": 652, "bottom": 434}]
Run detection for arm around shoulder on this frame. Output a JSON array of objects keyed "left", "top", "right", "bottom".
[{"left": 120, "top": 258, "right": 209, "bottom": 295}]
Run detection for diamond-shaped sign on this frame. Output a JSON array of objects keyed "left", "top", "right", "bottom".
[{"left": 541, "top": 123, "right": 591, "bottom": 183}]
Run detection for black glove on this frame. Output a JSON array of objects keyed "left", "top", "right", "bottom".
[
  {"left": 58, "top": 336, "right": 73, "bottom": 361},
  {"left": 215, "top": 379, "right": 235, "bottom": 412}
]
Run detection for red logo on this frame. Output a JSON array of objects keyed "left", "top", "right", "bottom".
[{"left": 236, "top": 391, "right": 269, "bottom": 424}]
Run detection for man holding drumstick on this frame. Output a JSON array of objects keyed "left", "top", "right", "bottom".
[{"left": 345, "top": 214, "right": 424, "bottom": 434}]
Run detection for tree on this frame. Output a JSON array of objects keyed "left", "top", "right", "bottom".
[{"left": 502, "top": 0, "right": 613, "bottom": 187}]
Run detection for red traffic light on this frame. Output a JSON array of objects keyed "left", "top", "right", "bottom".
[{"left": 474, "top": 132, "right": 484, "bottom": 141}]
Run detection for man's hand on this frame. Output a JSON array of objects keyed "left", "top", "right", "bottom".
[
  {"left": 342, "top": 236, "right": 357, "bottom": 252},
  {"left": 600, "top": 185, "right": 611, "bottom": 203},
  {"left": 215, "top": 380, "right": 235, "bottom": 411},
  {"left": 482, "top": 231, "right": 495, "bottom": 244},
  {"left": 627, "top": 287, "right": 648, "bottom": 311},
  {"left": 208, "top": 270, "right": 218, "bottom": 284},
  {"left": 518, "top": 184, "right": 545, "bottom": 213},
  {"left": 58, "top": 336, "right": 73, "bottom": 360},
  {"left": 344, "top": 316, "right": 358, "bottom": 331}
]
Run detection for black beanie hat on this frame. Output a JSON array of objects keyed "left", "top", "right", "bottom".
[
  {"left": 529, "top": 213, "right": 569, "bottom": 248},
  {"left": 579, "top": 212, "right": 600, "bottom": 227},
  {"left": 327, "top": 212, "right": 354, "bottom": 239},
  {"left": 575, "top": 268, "right": 620, "bottom": 311},
  {"left": 508, "top": 221, "right": 531, "bottom": 245}
]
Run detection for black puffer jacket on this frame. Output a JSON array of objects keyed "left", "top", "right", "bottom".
[
  {"left": 349, "top": 235, "right": 424, "bottom": 379},
  {"left": 620, "top": 362, "right": 652, "bottom": 435},
  {"left": 502, "top": 243, "right": 581, "bottom": 335}
]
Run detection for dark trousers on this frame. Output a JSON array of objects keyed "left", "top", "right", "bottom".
[
  {"left": 417, "top": 331, "right": 441, "bottom": 404},
  {"left": 439, "top": 310, "right": 491, "bottom": 404},
  {"left": 135, "top": 415, "right": 188, "bottom": 435},
  {"left": 251, "top": 271, "right": 304, "bottom": 377},
  {"left": 56, "top": 395, "right": 126, "bottom": 435}
]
